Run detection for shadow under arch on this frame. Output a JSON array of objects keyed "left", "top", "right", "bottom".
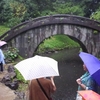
[
  {"left": 67, "top": 35, "right": 88, "bottom": 53},
  {"left": 32, "top": 34, "right": 88, "bottom": 57},
  {"left": 32, "top": 36, "right": 52, "bottom": 56}
]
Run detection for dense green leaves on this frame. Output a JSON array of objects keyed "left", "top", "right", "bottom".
[
  {"left": 90, "top": 7, "right": 100, "bottom": 21},
  {"left": 4, "top": 47, "right": 19, "bottom": 62},
  {"left": 0, "top": 0, "right": 100, "bottom": 28},
  {"left": 53, "top": 2, "right": 84, "bottom": 16}
]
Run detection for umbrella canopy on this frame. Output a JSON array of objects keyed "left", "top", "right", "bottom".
[
  {"left": 14, "top": 55, "right": 59, "bottom": 80},
  {"left": 0, "top": 40, "right": 7, "bottom": 47},
  {"left": 79, "top": 52, "right": 100, "bottom": 86},
  {"left": 78, "top": 90, "right": 100, "bottom": 100}
]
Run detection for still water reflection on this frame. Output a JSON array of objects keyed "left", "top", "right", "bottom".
[{"left": 41, "top": 48, "right": 84, "bottom": 100}]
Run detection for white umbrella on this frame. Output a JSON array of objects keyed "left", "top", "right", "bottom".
[{"left": 14, "top": 55, "right": 59, "bottom": 80}]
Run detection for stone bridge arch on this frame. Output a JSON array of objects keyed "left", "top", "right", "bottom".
[{"left": 1, "top": 14, "right": 100, "bottom": 58}]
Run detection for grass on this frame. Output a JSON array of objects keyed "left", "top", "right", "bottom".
[
  {"left": 37, "top": 34, "right": 80, "bottom": 54},
  {"left": 17, "top": 82, "right": 28, "bottom": 92},
  {"left": 0, "top": 25, "right": 10, "bottom": 36}
]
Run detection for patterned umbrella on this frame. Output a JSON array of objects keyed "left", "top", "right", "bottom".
[
  {"left": 79, "top": 52, "right": 100, "bottom": 86},
  {"left": 14, "top": 55, "right": 59, "bottom": 80}
]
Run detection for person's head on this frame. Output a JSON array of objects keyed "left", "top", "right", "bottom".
[{"left": 83, "top": 64, "right": 88, "bottom": 71}]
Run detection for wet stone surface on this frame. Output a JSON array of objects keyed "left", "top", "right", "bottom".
[
  {"left": 52, "top": 60, "right": 83, "bottom": 100},
  {"left": 41, "top": 48, "right": 84, "bottom": 100}
]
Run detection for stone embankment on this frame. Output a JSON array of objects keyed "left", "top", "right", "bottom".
[
  {"left": 0, "top": 70, "right": 17, "bottom": 100},
  {"left": 0, "top": 64, "right": 28, "bottom": 100}
]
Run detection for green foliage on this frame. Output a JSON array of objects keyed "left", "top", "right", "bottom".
[
  {"left": 90, "top": 10, "right": 100, "bottom": 21},
  {"left": 15, "top": 68, "right": 27, "bottom": 83},
  {"left": 5, "top": 0, "right": 27, "bottom": 27},
  {"left": 82, "top": 0, "right": 100, "bottom": 17},
  {"left": 4, "top": 47, "right": 19, "bottom": 62},
  {"left": 37, "top": 35, "right": 80, "bottom": 54},
  {"left": 0, "top": 0, "right": 10, "bottom": 23},
  {"left": 0, "top": 25, "right": 10, "bottom": 35},
  {"left": 0, "top": 0, "right": 93, "bottom": 27},
  {"left": 53, "top": 2, "right": 84, "bottom": 16},
  {"left": 0, "top": 0, "right": 27, "bottom": 28},
  {"left": 93, "top": 30, "right": 99, "bottom": 34},
  {"left": 18, "top": 83, "right": 28, "bottom": 91},
  {"left": 1, "top": 0, "right": 100, "bottom": 26},
  {"left": 17, "top": 0, "right": 41, "bottom": 20},
  {"left": 5, "top": 17, "right": 22, "bottom": 28}
]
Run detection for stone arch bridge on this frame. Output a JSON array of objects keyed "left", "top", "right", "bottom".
[{"left": 1, "top": 14, "right": 100, "bottom": 58}]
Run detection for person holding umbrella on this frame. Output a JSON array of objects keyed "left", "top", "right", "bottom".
[
  {"left": 76, "top": 52, "right": 99, "bottom": 100},
  {"left": 14, "top": 55, "right": 59, "bottom": 100},
  {"left": 29, "top": 76, "right": 56, "bottom": 100}
]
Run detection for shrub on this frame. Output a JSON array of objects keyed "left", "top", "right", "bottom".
[
  {"left": 15, "top": 68, "right": 27, "bottom": 83},
  {"left": 0, "top": 25, "right": 10, "bottom": 35},
  {"left": 4, "top": 47, "right": 19, "bottom": 62}
]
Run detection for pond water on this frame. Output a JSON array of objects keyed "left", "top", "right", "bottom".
[{"left": 40, "top": 48, "right": 85, "bottom": 100}]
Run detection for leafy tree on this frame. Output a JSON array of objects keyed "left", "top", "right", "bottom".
[
  {"left": 1, "top": 0, "right": 100, "bottom": 27},
  {"left": 3, "top": 0, "right": 27, "bottom": 27},
  {"left": 0, "top": 0, "right": 12, "bottom": 23},
  {"left": 52, "top": 2, "right": 84, "bottom": 16},
  {"left": 10, "top": 1, "right": 26, "bottom": 18},
  {"left": 33, "top": 0, "right": 56, "bottom": 17},
  {"left": 16, "top": 0, "right": 40, "bottom": 21},
  {"left": 80, "top": 0, "right": 100, "bottom": 17},
  {"left": 0, "top": 0, "right": 5, "bottom": 23},
  {"left": 90, "top": 8, "right": 100, "bottom": 21}
]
